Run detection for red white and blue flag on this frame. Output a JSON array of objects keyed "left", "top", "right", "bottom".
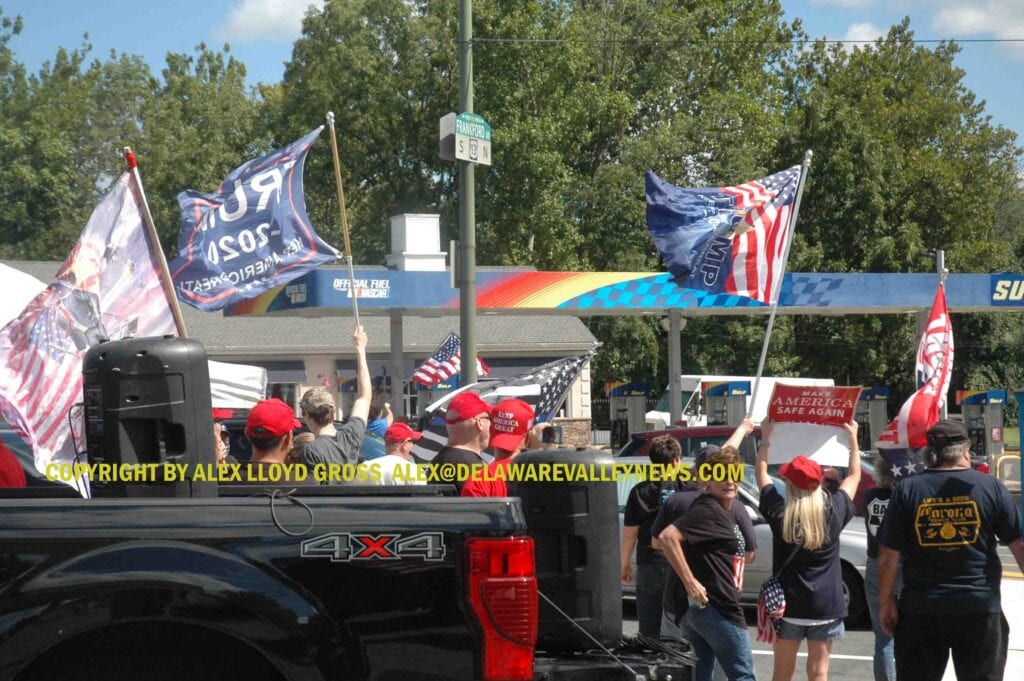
[
  {"left": 875, "top": 285, "right": 954, "bottom": 459},
  {"left": 411, "top": 332, "right": 489, "bottom": 388},
  {"left": 646, "top": 166, "right": 801, "bottom": 303},
  {"left": 0, "top": 173, "right": 176, "bottom": 491},
  {"left": 170, "top": 128, "right": 339, "bottom": 311}
]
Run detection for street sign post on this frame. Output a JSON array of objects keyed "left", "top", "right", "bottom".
[{"left": 439, "top": 112, "right": 492, "bottom": 166}]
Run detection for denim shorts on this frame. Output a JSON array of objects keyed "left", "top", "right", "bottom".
[{"left": 777, "top": 617, "right": 845, "bottom": 642}]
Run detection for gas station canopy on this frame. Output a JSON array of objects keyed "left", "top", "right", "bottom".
[{"left": 225, "top": 269, "right": 1024, "bottom": 317}]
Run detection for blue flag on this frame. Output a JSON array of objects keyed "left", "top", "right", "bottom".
[
  {"left": 646, "top": 167, "right": 800, "bottom": 303},
  {"left": 170, "top": 128, "right": 339, "bottom": 311}
]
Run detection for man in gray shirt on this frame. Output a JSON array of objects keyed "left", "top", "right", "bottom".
[{"left": 299, "top": 325, "right": 371, "bottom": 469}]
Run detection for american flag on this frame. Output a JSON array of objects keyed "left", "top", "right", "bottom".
[
  {"left": 875, "top": 284, "right": 953, "bottom": 457},
  {"left": 410, "top": 332, "right": 489, "bottom": 387},
  {"left": 412, "top": 353, "right": 593, "bottom": 461},
  {"left": 0, "top": 173, "right": 176, "bottom": 492},
  {"left": 646, "top": 165, "right": 802, "bottom": 303}
]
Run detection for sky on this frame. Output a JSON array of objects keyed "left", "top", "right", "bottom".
[{"left": 4, "top": 0, "right": 1023, "bottom": 147}]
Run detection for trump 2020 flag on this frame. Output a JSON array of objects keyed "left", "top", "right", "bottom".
[
  {"left": 0, "top": 173, "right": 176, "bottom": 491},
  {"left": 646, "top": 166, "right": 801, "bottom": 303},
  {"left": 170, "top": 128, "right": 340, "bottom": 310},
  {"left": 875, "top": 285, "right": 954, "bottom": 453}
]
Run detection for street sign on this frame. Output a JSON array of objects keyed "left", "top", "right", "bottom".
[{"left": 439, "top": 112, "right": 493, "bottom": 166}]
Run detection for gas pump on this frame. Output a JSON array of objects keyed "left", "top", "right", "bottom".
[
  {"left": 607, "top": 382, "right": 652, "bottom": 448},
  {"left": 955, "top": 389, "right": 1007, "bottom": 467},
  {"left": 855, "top": 387, "right": 890, "bottom": 451},
  {"left": 702, "top": 381, "right": 751, "bottom": 427}
]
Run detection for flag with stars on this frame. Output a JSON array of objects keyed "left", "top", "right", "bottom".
[
  {"left": 875, "top": 284, "right": 954, "bottom": 475},
  {"left": 411, "top": 352, "right": 593, "bottom": 461},
  {"left": 646, "top": 166, "right": 802, "bottom": 303},
  {"left": 499, "top": 354, "right": 592, "bottom": 423},
  {"left": 169, "top": 127, "right": 340, "bottom": 311},
  {"left": 410, "top": 332, "right": 489, "bottom": 387}
]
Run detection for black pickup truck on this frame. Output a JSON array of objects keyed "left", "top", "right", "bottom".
[
  {"left": 0, "top": 468, "right": 693, "bottom": 681},
  {"left": 0, "top": 336, "right": 692, "bottom": 680}
]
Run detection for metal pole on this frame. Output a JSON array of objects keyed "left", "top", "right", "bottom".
[
  {"left": 458, "top": 0, "right": 477, "bottom": 385},
  {"left": 937, "top": 249, "right": 948, "bottom": 418},
  {"left": 668, "top": 310, "right": 683, "bottom": 427},
  {"left": 749, "top": 150, "right": 813, "bottom": 418},
  {"left": 390, "top": 311, "right": 405, "bottom": 418}
]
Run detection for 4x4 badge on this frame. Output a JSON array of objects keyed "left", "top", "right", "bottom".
[{"left": 300, "top": 532, "right": 446, "bottom": 562}]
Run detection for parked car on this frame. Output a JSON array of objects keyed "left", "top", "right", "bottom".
[{"left": 618, "top": 461, "right": 869, "bottom": 626}]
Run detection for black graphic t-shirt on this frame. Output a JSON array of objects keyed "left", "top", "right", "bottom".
[
  {"left": 653, "top": 486, "right": 757, "bottom": 618},
  {"left": 624, "top": 479, "right": 687, "bottom": 565},
  {"left": 864, "top": 487, "right": 893, "bottom": 559},
  {"left": 879, "top": 468, "right": 1022, "bottom": 614},
  {"left": 673, "top": 494, "right": 748, "bottom": 626}
]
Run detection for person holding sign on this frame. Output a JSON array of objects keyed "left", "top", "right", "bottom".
[{"left": 756, "top": 419, "right": 860, "bottom": 681}]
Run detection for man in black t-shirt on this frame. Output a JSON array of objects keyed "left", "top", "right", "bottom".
[
  {"left": 621, "top": 436, "right": 687, "bottom": 636},
  {"left": 879, "top": 419, "right": 1024, "bottom": 681}
]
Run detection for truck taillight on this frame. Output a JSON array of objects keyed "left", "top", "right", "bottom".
[{"left": 466, "top": 536, "right": 538, "bottom": 681}]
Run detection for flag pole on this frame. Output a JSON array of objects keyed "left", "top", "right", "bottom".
[
  {"left": 123, "top": 147, "right": 188, "bottom": 338},
  {"left": 325, "top": 112, "right": 361, "bottom": 328},
  {"left": 748, "top": 150, "right": 813, "bottom": 418}
]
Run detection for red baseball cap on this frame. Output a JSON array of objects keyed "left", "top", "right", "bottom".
[
  {"left": 385, "top": 422, "right": 423, "bottom": 443},
  {"left": 445, "top": 392, "right": 493, "bottom": 423},
  {"left": 245, "top": 399, "right": 302, "bottom": 438},
  {"left": 779, "top": 455, "right": 823, "bottom": 491},
  {"left": 489, "top": 399, "right": 534, "bottom": 452}
]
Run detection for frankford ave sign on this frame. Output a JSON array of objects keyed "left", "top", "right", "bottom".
[{"left": 439, "top": 112, "right": 493, "bottom": 166}]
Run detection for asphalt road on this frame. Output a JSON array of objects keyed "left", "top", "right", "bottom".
[{"left": 622, "top": 546, "right": 1024, "bottom": 681}]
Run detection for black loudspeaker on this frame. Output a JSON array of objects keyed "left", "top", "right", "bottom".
[
  {"left": 514, "top": 448, "right": 621, "bottom": 653},
  {"left": 82, "top": 336, "right": 216, "bottom": 498}
]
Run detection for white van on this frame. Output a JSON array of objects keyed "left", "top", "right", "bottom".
[{"left": 645, "top": 374, "right": 835, "bottom": 429}]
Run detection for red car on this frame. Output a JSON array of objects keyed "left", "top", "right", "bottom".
[{"left": 615, "top": 425, "right": 876, "bottom": 515}]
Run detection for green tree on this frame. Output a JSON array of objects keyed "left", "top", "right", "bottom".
[
  {"left": 135, "top": 44, "right": 269, "bottom": 251},
  {"left": 775, "top": 20, "right": 1024, "bottom": 404},
  {"left": 276, "top": 0, "right": 801, "bottom": 390}
]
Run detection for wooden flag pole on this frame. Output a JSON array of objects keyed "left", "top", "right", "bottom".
[
  {"left": 325, "top": 112, "right": 361, "bottom": 328},
  {"left": 123, "top": 147, "right": 188, "bottom": 338},
  {"left": 748, "top": 150, "right": 813, "bottom": 418}
]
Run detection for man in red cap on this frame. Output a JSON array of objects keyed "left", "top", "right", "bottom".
[
  {"left": 362, "top": 422, "right": 426, "bottom": 486},
  {"left": 243, "top": 398, "right": 307, "bottom": 482},
  {"left": 431, "top": 391, "right": 493, "bottom": 492},
  {"left": 461, "top": 398, "right": 535, "bottom": 498}
]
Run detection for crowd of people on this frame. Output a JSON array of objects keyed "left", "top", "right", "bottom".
[
  {"left": 622, "top": 417, "right": 1024, "bottom": 681},
  {"left": 217, "top": 324, "right": 551, "bottom": 494}
]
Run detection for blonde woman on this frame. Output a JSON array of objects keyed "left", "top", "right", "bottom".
[{"left": 756, "top": 419, "right": 860, "bottom": 681}]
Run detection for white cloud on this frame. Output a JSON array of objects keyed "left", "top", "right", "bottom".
[
  {"left": 843, "top": 22, "right": 886, "bottom": 43},
  {"left": 217, "top": 0, "right": 326, "bottom": 43},
  {"left": 811, "top": 0, "right": 872, "bottom": 8},
  {"left": 932, "top": 0, "right": 1024, "bottom": 60}
]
